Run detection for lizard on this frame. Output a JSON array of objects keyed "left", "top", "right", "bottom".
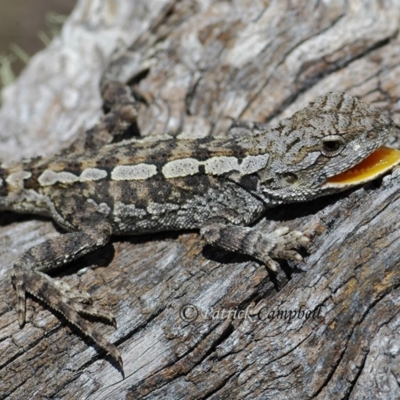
[{"left": 2, "top": 79, "right": 400, "bottom": 370}]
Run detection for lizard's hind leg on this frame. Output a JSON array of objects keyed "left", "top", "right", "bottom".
[{"left": 11, "top": 223, "right": 123, "bottom": 369}]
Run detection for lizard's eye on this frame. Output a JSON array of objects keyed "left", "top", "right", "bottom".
[
  {"left": 321, "top": 135, "right": 345, "bottom": 156},
  {"left": 282, "top": 172, "right": 297, "bottom": 184}
]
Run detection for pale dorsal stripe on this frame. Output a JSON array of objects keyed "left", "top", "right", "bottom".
[
  {"left": 38, "top": 170, "right": 79, "bottom": 186},
  {"left": 240, "top": 154, "right": 270, "bottom": 174},
  {"left": 162, "top": 158, "right": 200, "bottom": 178},
  {"left": 203, "top": 156, "right": 240, "bottom": 175},
  {"left": 37, "top": 154, "right": 270, "bottom": 186},
  {"left": 162, "top": 154, "right": 269, "bottom": 179},
  {"left": 6, "top": 171, "right": 32, "bottom": 189},
  {"left": 80, "top": 168, "right": 107, "bottom": 182},
  {"left": 39, "top": 168, "right": 108, "bottom": 186},
  {"left": 111, "top": 164, "right": 157, "bottom": 181}
]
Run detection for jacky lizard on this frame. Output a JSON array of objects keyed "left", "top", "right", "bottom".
[{"left": 2, "top": 80, "right": 400, "bottom": 369}]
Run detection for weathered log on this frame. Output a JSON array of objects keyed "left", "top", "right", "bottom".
[{"left": 1, "top": 1, "right": 400, "bottom": 398}]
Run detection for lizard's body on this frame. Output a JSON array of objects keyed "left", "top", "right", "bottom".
[
  {"left": 2, "top": 82, "right": 399, "bottom": 369},
  {"left": 14, "top": 135, "right": 267, "bottom": 234}
]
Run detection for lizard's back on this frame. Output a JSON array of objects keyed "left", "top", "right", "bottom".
[{"left": 22, "top": 135, "right": 267, "bottom": 233}]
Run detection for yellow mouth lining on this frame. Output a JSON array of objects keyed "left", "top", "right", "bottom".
[{"left": 325, "top": 147, "right": 400, "bottom": 187}]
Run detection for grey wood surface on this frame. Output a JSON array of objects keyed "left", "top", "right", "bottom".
[{"left": 1, "top": 1, "right": 400, "bottom": 399}]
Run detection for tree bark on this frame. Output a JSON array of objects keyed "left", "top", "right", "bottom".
[{"left": 1, "top": 0, "right": 400, "bottom": 399}]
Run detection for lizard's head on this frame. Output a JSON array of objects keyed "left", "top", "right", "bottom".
[{"left": 258, "top": 92, "right": 400, "bottom": 203}]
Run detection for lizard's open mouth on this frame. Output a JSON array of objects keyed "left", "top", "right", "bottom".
[{"left": 324, "top": 147, "right": 400, "bottom": 188}]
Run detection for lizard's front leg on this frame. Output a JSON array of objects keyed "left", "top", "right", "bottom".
[
  {"left": 201, "top": 223, "right": 310, "bottom": 271},
  {"left": 11, "top": 223, "right": 123, "bottom": 368}
]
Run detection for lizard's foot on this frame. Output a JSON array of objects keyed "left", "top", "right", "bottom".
[
  {"left": 263, "top": 227, "right": 310, "bottom": 271},
  {"left": 53, "top": 277, "right": 116, "bottom": 324},
  {"left": 201, "top": 223, "right": 310, "bottom": 272},
  {"left": 53, "top": 279, "right": 93, "bottom": 303},
  {"left": 13, "top": 269, "right": 116, "bottom": 326},
  {"left": 12, "top": 267, "right": 121, "bottom": 367}
]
